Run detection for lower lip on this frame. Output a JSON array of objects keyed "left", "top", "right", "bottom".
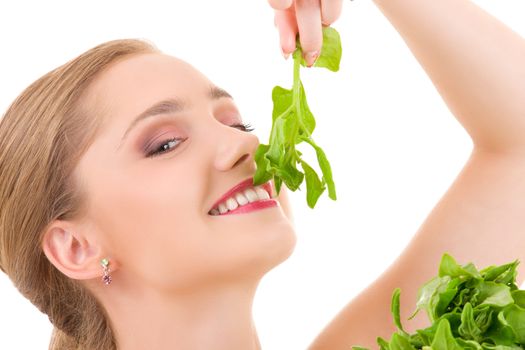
[{"left": 212, "top": 199, "right": 279, "bottom": 216}]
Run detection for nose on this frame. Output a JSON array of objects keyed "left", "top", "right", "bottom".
[{"left": 213, "top": 123, "right": 260, "bottom": 172}]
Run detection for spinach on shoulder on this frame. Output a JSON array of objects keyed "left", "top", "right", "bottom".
[{"left": 351, "top": 253, "right": 525, "bottom": 350}]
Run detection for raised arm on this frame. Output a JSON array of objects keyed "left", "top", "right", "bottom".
[
  {"left": 373, "top": 0, "right": 525, "bottom": 153},
  {"left": 308, "top": 1, "right": 525, "bottom": 349}
]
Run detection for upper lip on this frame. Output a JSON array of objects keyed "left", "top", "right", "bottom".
[{"left": 209, "top": 177, "right": 273, "bottom": 213}]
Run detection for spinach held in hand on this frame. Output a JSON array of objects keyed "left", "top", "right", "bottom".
[{"left": 253, "top": 26, "right": 341, "bottom": 209}]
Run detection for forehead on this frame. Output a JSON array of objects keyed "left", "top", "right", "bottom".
[
  {"left": 84, "top": 53, "right": 211, "bottom": 128},
  {"left": 96, "top": 53, "right": 209, "bottom": 97}
]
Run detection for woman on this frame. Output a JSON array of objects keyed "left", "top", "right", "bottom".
[
  {"left": 0, "top": 1, "right": 524, "bottom": 350},
  {"left": 0, "top": 38, "right": 298, "bottom": 349}
]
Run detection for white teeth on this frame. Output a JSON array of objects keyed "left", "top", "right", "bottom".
[
  {"left": 225, "top": 197, "right": 239, "bottom": 211},
  {"left": 244, "top": 188, "right": 259, "bottom": 203},
  {"left": 209, "top": 185, "right": 271, "bottom": 215},
  {"left": 255, "top": 187, "right": 270, "bottom": 200},
  {"left": 234, "top": 192, "right": 249, "bottom": 206},
  {"left": 218, "top": 203, "right": 228, "bottom": 214}
]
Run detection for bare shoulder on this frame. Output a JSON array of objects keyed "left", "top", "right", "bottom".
[{"left": 307, "top": 147, "right": 525, "bottom": 349}]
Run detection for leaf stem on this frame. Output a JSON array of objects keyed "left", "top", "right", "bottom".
[{"left": 293, "top": 51, "right": 301, "bottom": 116}]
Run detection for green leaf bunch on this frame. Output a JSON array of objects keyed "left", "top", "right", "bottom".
[
  {"left": 352, "top": 253, "right": 525, "bottom": 350},
  {"left": 252, "top": 27, "right": 342, "bottom": 209}
]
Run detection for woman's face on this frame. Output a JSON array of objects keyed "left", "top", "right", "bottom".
[{"left": 74, "top": 53, "right": 296, "bottom": 293}]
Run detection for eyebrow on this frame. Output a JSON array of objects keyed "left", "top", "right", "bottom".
[{"left": 116, "top": 85, "right": 233, "bottom": 150}]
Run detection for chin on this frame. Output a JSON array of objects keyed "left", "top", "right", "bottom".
[
  {"left": 277, "top": 225, "right": 297, "bottom": 263},
  {"left": 221, "top": 208, "right": 297, "bottom": 281},
  {"left": 255, "top": 220, "right": 297, "bottom": 277}
]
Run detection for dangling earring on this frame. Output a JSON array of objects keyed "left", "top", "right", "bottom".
[{"left": 100, "top": 258, "right": 112, "bottom": 285}]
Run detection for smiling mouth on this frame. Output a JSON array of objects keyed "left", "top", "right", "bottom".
[
  {"left": 208, "top": 182, "right": 275, "bottom": 216},
  {"left": 210, "top": 198, "right": 279, "bottom": 216}
]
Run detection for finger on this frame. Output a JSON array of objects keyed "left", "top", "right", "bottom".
[
  {"left": 320, "top": 0, "right": 343, "bottom": 26},
  {"left": 267, "top": 0, "right": 293, "bottom": 10},
  {"left": 295, "top": 0, "right": 323, "bottom": 67},
  {"left": 274, "top": 8, "right": 299, "bottom": 57}
]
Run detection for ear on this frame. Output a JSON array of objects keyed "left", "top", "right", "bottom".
[{"left": 41, "top": 219, "right": 108, "bottom": 281}]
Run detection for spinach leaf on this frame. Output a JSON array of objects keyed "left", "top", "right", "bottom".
[
  {"left": 431, "top": 319, "right": 464, "bottom": 350},
  {"left": 392, "top": 288, "right": 408, "bottom": 335},
  {"left": 351, "top": 254, "right": 525, "bottom": 350},
  {"left": 253, "top": 26, "right": 342, "bottom": 208}
]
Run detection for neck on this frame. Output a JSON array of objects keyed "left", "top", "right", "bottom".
[{"left": 98, "top": 278, "right": 262, "bottom": 350}]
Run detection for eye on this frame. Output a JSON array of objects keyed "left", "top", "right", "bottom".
[
  {"left": 146, "top": 137, "right": 186, "bottom": 158},
  {"left": 231, "top": 122, "right": 255, "bottom": 132},
  {"left": 145, "top": 122, "right": 255, "bottom": 158}
]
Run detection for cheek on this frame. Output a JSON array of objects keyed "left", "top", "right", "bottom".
[
  {"left": 107, "top": 178, "right": 197, "bottom": 244},
  {"left": 92, "top": 169, "right": 216, "bottom": 286},
  {"left": 275, "top": 185, "right": 294, "bottom": 226}
]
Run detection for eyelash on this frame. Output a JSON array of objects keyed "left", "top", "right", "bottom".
[{"left": 146, "top": 122, "right": 256, "bottom": 158}]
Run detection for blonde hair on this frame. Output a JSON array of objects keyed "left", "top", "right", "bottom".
[{"left": 0, "top": 38, "right": 160, "bottom": 350}]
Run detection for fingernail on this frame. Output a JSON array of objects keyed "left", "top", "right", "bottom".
[
  {"left": 281, "top": 49, "right": 290, "bottom": 60},
  {"left": 304, "top": 50, "right": 320, "bottom": 67}
]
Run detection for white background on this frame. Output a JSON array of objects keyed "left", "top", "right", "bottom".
[{"left": 1, "top": 1, "right": 524, "bottom": 349}]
